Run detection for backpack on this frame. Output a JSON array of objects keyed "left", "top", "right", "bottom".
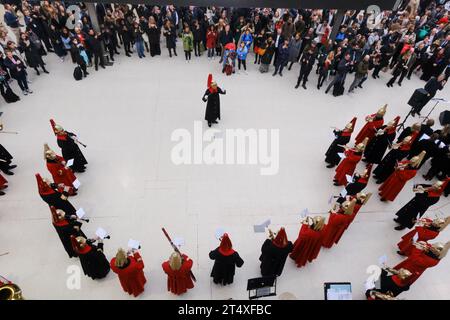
[{"left": 73, "top": 66, "right": 83, "bottom": 81}]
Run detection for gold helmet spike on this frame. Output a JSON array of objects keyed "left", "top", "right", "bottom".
[
  {"left": 169, "top": 251, "right": 182, "bottom": 271},
  {"left": 402, "top": 135, "right": 413, "bottom": 144},
  {"left": 410, "top": 151, "right": 426, "bottom": 168},
  {"left": 43, "top": 143, "right": 56, "bottom": 160},
  {"left": 54, "top": 125, "right": 64, "bottom": 133},
  {"left": 432, "top": 181, "right": 444, "bottom": 190},
  {"left": 343, "top": 199, "right": 357, "bottom": 215},
  {"left": 377, "top": 104, "right": 387, "bottom": 116},
  {"left": 397, "top": 268, "right": 412, "bottom": 280},
  {"left": 411, "top": 122, "right": 421, "bottom": 132},
  {"left": 432, "top": 218, "right": 446, "bottom": 228},
  {"left": 114, "top": 248, "right": 128, "bottom": 268},
  {"left": 356, "top": 137, "right": 369, "bottom": 152},
  {"left": 357, "top": 192, "right": 373, "bottom": 205},
  {"left": 312, "top": 216, "right": 325, "bottom": 231}
]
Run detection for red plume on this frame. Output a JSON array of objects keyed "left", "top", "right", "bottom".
[
  {"left": 272, "top": 228, "right": 289, "bottom": 248},
  {"left": 50, "top": 119, "right": 57, "bottom": 135},
  {"left": 218, "top": 233, "right": 235, "bottom": 256},
  {"left": 207, "top": 74, "right": 213, "bottom": 89}
]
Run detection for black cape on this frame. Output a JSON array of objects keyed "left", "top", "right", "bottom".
[
  {"left": 209, "top": 248, "right": 244, "bottom": 285},
  {"left": 373, "top": 149, "right": 408, "bottom": 182},
  {"left": 203, "top": 88, "right": 225, "bottom": 122},
  {"left": 57, "top": 132, "right": 88, "bottom": 171},
  {"left": 325, "top": 130, "right": 350, "bottom": 166},
  {"left": 259, "top": 239, "right": 293, "bottom": 277},
  {"left": 79, "top": 241, "right": 110, "bottom": 280},
  {"left": 395, "top": 191, "right": 440, "bottom": 229},
  {"left": 54, "top": 221, "right": 86, "bottom": 258},
  {"left": 363, "top": 127, "right": 396, "bottom": 164}
]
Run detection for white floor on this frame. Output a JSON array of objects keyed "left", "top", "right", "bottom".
[{"left": 0, "top": 42, "right": 449, "bottom": 300}]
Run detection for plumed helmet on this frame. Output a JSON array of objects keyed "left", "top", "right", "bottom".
[{"left": 169, "top": 251, "right": 182, "bottom": 271}]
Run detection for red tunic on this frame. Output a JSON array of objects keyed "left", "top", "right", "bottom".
[
  {"left": 322, "top": 211, "right": 353, "bottom": 248},
  {"left": 348, "top": 201, "right": 363, "bottom": 224},
  {"left": 0, "top": 173, "right": 7, "bottom": 188},
  {"left": 162, "top": 254, "right": 194, "bottom": 295},
  {"left": 397, "top": 222, "right": 439, "bottom": 256},
  {"left": 110, "top": 252, "right": 147, "bottom": 297},
  {"left": 334, "top": 149, "right": 362, "bottom": 186},
  {"left": 354, "top": 114, "right": 384, "bottom": 144},
  {"left": 394, "top": 246, "right": 440, "bottom": 285},
  {"left": 290, "top": 224, "right": 324, "bottom": 267},
  {"left": 46, "top": 156, "right": 77, "bottom": 189},
  {"left": 378, "top": 164, "right": 417, "bottom": 201}
]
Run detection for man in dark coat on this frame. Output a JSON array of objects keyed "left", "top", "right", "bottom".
[
  {"left": 85, "top": 29, "right": 105, "bottom": 71},
  {"left": 202, "top": 74, "right": 226, "bottom": 127},
  {"left": 295, "top": 45, "right": 316, "bottom": 89},
  {"left": 259, "top": 228, "right": 293, "bottom": 277},
  {"left": 272, "top": 39, "right": 289, "bottom": 77},
  {"left": 209, "top": 233, "right": 244, "bottom": 285}
]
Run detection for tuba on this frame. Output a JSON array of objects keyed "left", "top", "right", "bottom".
[{"left": 0, "top": 283, "right": 24, "bottom": 300}]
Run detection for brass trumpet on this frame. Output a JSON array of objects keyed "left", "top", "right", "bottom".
[{"left": 0, "top": 283, "right": 24, "bottom": 300}]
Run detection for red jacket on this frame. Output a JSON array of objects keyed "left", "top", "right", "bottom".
[
  {"left": 206, "top": 31, "right": 217, "bottom": 49},
  {"left": 290, "top": 224, "right": 324, "bottom": 267},
  {"left": 110, "top": 252, "right": 147, "bottom": 297},
  {"left": 355, "top": 114, "right": 384, "bottom": 144},
  {"left": 379, "top": 164, "right": 417, "bottom": 201},
  {"left": 397, "top": 222, "right": 439, "bottom": 256},
  {"left": 334, "top": 149, "right": 362, "bottom": 186},
  {"left": 394, "top": 246, "right": 440, "bottom": 285},
  {"left": 322, "top": 211, "right": 353, "bottom": 248},
  {"left": 162, "top": 254, "right": 194, "bottom": 295},
  {"left": 46, "top": 155, "right": 77, "bottom": 189}
]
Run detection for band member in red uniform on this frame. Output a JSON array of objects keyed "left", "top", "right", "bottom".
[
  {"left": 110, "top": 248, "right": 147, "bottom": 297},
  {"left": 365, "top": 267, "right": 415, "bottom": 299},
  {"left": 71, "top": 235, "right": 110, "bottom": 280},
  {"left": 342, "top": 164, "right": 373, "bottom": 197},
  {"left": 209, "top": 233, "right": 244, "bottom": 285},
  {"left": 397, "top": 217, "right": 450, "bottom": 256},
  {"left": 393, "top": 241, "right": 450, "bottom": 285},
  {"left": 378, "top": 151, "right": 426, "bottom": 202},
  {"left": 354, "top": 104, "right": 387, "bottom": 145},
  {"left": 162, "top": 251, "right": 195, "bottom": 295},
  {"left": 203, "top": 74, "right": 226, "bottom": 128},
  {"left": 35, "top": 173, "right": 76, "bottom": 215},
  {"left": 50, "top": 206, "right": 86, "bottom": 258},
  {"left": 259, "top": 227, "right": 293, "bottom": 277},
  {"left": 322, "top": 199, "right": 356, "bottom": 248},
  {"left": 373, "top": 134, "right": 417, "bottom": 183},
  {"left": 363, "top": 116, "right": 400, "bottom": 164},
  {"left": 325, "top": 117, "right": 357, "bottom": 168},
  {"left": 394, "top": 179, "right": 449, "bottom": 230},
  {"left": 44, "top": 144, "right": 78, "bottom": 195},
  {"left": 50, "top": 119, "right": 88, "bottom": 173},
  {"left": 333, "top": 138, "right": 368, "bottom": 186},
  {"left": 0, "top": 173, "right": 8, "bottom": 196},
  {"left": 290, "top": 216, "right": 326, "bottom": 267}
]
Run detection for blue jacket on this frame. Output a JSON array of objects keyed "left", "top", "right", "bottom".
[
  {"left": 4, "top": 11, "right": 19, "bottom": 28},
  {"left": 237, "top": 46, "right": 248, "bottom": 60},
  {"left": 241, "top": 33, "right": 253, "bottom": 49}
]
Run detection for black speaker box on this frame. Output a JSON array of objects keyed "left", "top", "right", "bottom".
[{"left": 408, "top": 88, "right": 429, "bottom": 109}]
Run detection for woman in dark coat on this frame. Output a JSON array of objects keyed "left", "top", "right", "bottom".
[
  {"left": 162, "top": 20, "right": 177, "bottom": 57},
  {"left": 50, "top": 206, "right": 86, "bottom": 258},
  {"left": 51, "top": 120, "right": 88, "bottom": 173},
  {"left": 35, "top": 173, "right": 76, "bottom": 215},
  {"left": 363, "top": 117, "right": 399, "bottom": 164},
  {"left": 18, "top": 32, "right": 48, "bottom": 75},
  {"left": 259, "top": 37, "right": 275, "bottom": 73},
  {"left": 287, "top": 33, "right": 302, "bottom": 70},
  {"left": 209, "top": 233, "right": 244, "bottom": 285},
  {"left": 259, "top": 228, "right": 293, "bottom": 277},
  {"left": 202, "top": 74, "right": 226, "bottom": 127},
  {"left": 325, "top": 118, "right": 356, "bottom": 168},
  {"left": 71, "top": 235, "right": 110, "bottom": 280},
  {"left": 146, "top": 16, "right": 161, "bottom": 57}
]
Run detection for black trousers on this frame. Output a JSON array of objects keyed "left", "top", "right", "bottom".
[
  {"left": 238, "top": 59, "right": 246, "bottom": 70},
  {"left": 15, "top": 73, "right": 29, "bottom": 91},
  {"left": 194, "top": 40, "right": 202, "bottom": 56},
  {"left": 149, "top": 43, "right": 161, "bottom": 56},
  {"left": 185, "top": 50, "right": 191, "bottom": 60},
  {"left": 297, "top": 66, "right": 312, "bottom": 86}
]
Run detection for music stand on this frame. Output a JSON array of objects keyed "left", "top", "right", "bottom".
[
  {"left": 247, "top": 276, "right": 277, "bottom": 300},
  {"left": 421, "top": 98, "right": 447, "bottom": 124},
  {"left": 323, "top": 282, "right": 352, "bottom": 300}
]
